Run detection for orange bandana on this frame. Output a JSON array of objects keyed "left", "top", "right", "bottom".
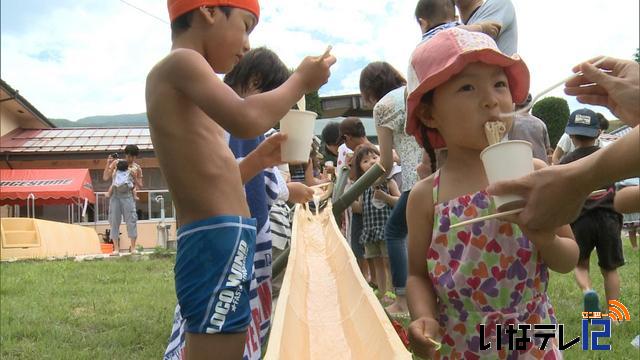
[{"left": 168, "top": 0, "right": 260, "bottom": 22}]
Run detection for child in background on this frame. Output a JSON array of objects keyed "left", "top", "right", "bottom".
[
  {"left": 404, "top": 28, "right": 577, "bottom": 359},
  {"left": 351, "top": 144, "right": 401, "bottom": 300},
  {"left": 414, "top": 0, "right": 502, "bottom": 46},
  {"left": 558, "top": 109, "right": 625, "bottom": 316},
  {"left": 616, "top": 178, "right": 639, "bottom": 251},
  {"left": 106, "top": 160, "right": 139, "bottom": 200},
  {"left": 148, "top": 1, "right": 335, "bottom": 358},
  {"left": 286, "top": 138, "right": 331, "bottom": 186}
]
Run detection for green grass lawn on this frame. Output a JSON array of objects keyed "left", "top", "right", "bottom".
[
  {"left": 544, "top": 237, "right": 639, "bottom": 359},
  {"left": 0, "top": 256, "right": 176, "bottom": 359},
  {"left": 1, "top": 240, "right": 638, "bottom": 359}
]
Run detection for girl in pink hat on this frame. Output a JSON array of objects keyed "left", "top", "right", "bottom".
[{"left": 404, "top": 28, "right": 578, "bottom": 359}]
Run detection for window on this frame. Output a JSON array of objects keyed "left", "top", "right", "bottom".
[
  {"left": 136, "top": 191, "right": 150, "bottom": 220},
  {"left": 96, "top": 193, "right": 110, "bottom": 222},
  {"left": 93, "top": 190, "right": 175, "bottom": 223},
  {"left": 14, "top": 202, "right": 89, "bottom": 223},
  {"left": 149, "top": 191, "right": 174, "bottom": 220}
]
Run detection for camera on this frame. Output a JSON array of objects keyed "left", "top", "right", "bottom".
[{"left": 110, "top": 153, "right": 119, "bottom": 159}]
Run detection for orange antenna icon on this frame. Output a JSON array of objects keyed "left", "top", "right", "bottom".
[{"left": 607, "top": 300, "right": 631, "bottom": 321}]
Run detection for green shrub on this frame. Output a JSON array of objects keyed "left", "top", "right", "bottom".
[{"left": 532, "top": 96, "right": 570, "bottom": 147}]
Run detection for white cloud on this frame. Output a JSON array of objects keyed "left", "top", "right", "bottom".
[
  {"left": 1, "top": 0, "right": 638, "bottom": 120},
  {"left": 1, "top": 0, "right": 169, "bottom": 120},
  {"left": 514, "top": 0, "right": 639, "bottom": 118}
]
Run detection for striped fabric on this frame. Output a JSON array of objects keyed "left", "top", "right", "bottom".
[{"left": 270, "top": 201, "right": 292, "bottom": 250}]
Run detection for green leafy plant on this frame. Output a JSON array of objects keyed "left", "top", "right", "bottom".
[
  {"left": 531, "top": 96, "right": 570, "bottom": 147},
  {"left": 150, "top": 246, "right": 175, "bottom": 259}
]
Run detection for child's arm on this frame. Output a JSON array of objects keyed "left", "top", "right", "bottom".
[
  {"left": 406, "top": 178, "right": 441, "bottom": 358},
  {"left": 304, "top": 160, "right": 331, "bottom": 186},
  {"left": 388, "top": 179, "right": 401, "bottom": 197},
  {"left": 508, "top": 160, "right": 579, "bottom": 273},
  {"left": 351, "top": 196, "right": 363, "bottom": 213},
  {"left": 161, "top": 49, "right": 335, "bottom": 138},
  {"left": 287, "top": 182, "right": 315, "bottom": 204},
  {"left": 519, "top": 223, "right": 578, "bottom": 273},
  {"left": 458, "top": 21, "right": 501, "bottom": 39},
  {"left": 239, "top": 133, "right": 287, "bottom": 184},
  {"left": 132, "top": 165, "right": 143, "bottom": 189},
  {"left": 374, "top": 179, "right": 401, "bottom": 207}
]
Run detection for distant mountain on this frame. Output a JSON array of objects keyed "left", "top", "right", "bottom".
[{"left": 50, "top": 113, "right": 148, "bottom": 127}]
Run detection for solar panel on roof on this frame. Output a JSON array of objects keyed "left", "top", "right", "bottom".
[
  {"left": 71, "top": 137, "right": 88, "bottom": 146},
  {"left": 58, "top": 138, "right": 76, "bottom": 147},
  {"left": 112, "top": 137, "right": 126, "bottom": 146},
  {"left": 22, "top": 139, "right": 40, "bottom": 147},
  {"left": 98, "top": 137, "right": 113, "bottom": 146},
  {"left": 81, "top": 129, "right": 96, "bottom": 137},
  {"left": 53, "top": 131, "right": 67, "bottom": 138},
  {"left": 38, "top": 130, "right": 55, "bottom": 138},
  {"left": 85, "top": 137, "right": 100, "bottom": 146},
  {"left": 0, "top": 127, "right": 160, "bottom": 154},
  {"left": 69, "top": 129, "right": 84, "bottom": 137},
  {"left": 46, "top": 138, "right": 64, "bottom": 147}
]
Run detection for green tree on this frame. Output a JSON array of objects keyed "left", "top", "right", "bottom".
[
  {"left": 304, "top": 90, "right": 323, "bottom": 117},
  {"left": 531, "top": 96, "right": 570, "bottom": 147},
  {"left": 634, "top": 47, "right": 639, "bottom": 63}
]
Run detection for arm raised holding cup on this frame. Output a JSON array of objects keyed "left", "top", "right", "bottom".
[{"left": 488, "top": 56, "right": 640, "bottom": 230}]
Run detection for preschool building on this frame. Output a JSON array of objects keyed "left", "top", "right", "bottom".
[{"left": 0, "top": 79, "right": 176, "bottom": 250}]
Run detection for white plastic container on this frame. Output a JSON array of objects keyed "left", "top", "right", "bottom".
[
  {"left": 480, "top": 140, "right": 533, "bottom": 210},
  {"left": 279, "top": 110, "right": 318, "bottom": 164}
]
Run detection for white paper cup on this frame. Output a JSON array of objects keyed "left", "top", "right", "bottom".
[
  {"left": 372, "top": 198, "right": 386, "bottom": 209},
  {"left": 480, "top": 140, "right": 533, "bottom": 210},
  {"left": 279, "top": 110, "right": 318, "bottom": 164}
]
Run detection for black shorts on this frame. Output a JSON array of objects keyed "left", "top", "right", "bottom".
[{"left": 571, "top": 210, "right": 624, "bottom": 271}]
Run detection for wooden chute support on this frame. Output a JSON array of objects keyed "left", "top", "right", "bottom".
[{"left": 266, "top": 163, "right": 410, "bottom": 359}]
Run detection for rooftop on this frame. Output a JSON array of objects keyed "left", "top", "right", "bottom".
[
  {"left": 0, "top": 79, "right": 55, "bottom": 129},
  {"left": 0, "top": 127, "right": 152, "bottom": 154}
]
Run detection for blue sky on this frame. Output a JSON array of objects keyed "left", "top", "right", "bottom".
[{"left": 1, "top": 0, "right": 638, "bottom": 120}]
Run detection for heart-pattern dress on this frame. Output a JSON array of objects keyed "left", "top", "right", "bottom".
[{"left": 427, "top": 170, "right": 562, "bottom": 359}]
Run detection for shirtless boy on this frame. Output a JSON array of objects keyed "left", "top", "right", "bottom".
[{"left": 146, "top": 1, "right": 335, "bottom": 358}]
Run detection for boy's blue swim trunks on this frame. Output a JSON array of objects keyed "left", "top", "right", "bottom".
[{"left": 175, "top": 215, "right": 256, "bottom": 334}]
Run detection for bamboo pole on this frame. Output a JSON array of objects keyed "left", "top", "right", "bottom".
[
  {"left": 331, "top": 166, "right": 350, "bottom": 203},
  {"left": 332, "top": 162, "right": 385, "bottom": 218},
  {"left": 272, "top": 163, "right": 384, "bottom": 280}
]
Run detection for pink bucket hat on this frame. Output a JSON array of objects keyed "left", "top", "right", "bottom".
[{"left": 405, "top": 28, "right": 530, "bottom": 149}]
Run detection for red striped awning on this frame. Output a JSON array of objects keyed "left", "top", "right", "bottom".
[{"left": 0, "top": 168, "right": 95, "bottom": 205}]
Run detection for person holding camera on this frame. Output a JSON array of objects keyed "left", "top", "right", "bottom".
[
  {"left": 106, "top": 159, "right": 139, "bottom": 201},
  {"left": 103, "top": 145, "right": 143, "bottom": 254}
]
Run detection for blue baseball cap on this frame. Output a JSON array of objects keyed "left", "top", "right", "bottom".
[{"left": 565, "top": 108, "right": 600, "bottom": 138}]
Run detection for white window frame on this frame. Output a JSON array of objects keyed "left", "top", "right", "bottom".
[{"left": 77, "top": 189, "right": 176, "bottom": 225}]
